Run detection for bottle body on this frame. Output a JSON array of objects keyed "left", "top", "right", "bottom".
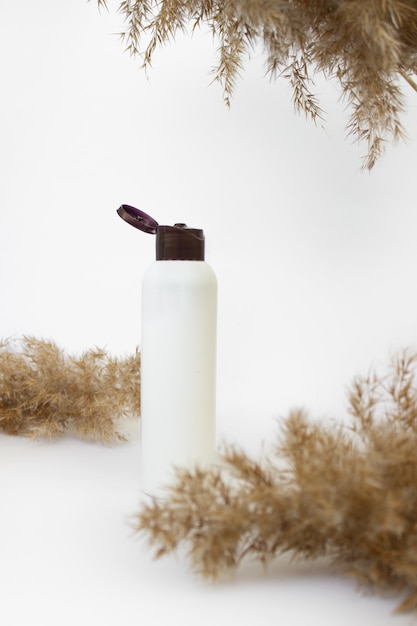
[{"left": 140, "top": 260, "right": 217, "bottom": 498}]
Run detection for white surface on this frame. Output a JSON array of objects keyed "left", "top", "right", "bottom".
[
  {"left": 0, "top": 423, "right": 415, "bottom": 626},
  {"left": 1, "top": 1, "right": 417, "bottom": 623}
]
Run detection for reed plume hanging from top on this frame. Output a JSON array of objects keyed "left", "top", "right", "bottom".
[{"left": 96, "top": 0, "right": 417, "bottom": 169}]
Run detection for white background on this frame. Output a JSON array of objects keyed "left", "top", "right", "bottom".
[{"left": 1, "top": 1, "right": 417, "bottom": 623}]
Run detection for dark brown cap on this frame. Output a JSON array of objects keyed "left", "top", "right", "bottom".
[
  {"left": 117, "top": 204, "right": 158, "bottom": 234},
  {"left": 156, "top": 224, "right": 204, "bottom": 261},
  {"left": 117, "top": 205, "right": 205, "bottom": 261}
]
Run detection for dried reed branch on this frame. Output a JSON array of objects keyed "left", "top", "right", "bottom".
[
  {"left": 95, "top": 0, "right": 417, "bottom": 169},
  {"left": 0, "top": 337, "right": 140, "bottom": 443},
  {"left": 136, "top": 350, "right": 417, "bottom": 612}
]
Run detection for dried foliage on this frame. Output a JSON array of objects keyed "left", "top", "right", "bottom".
[
  {"left": 96, "top": 0, "right": 417, "bottom": 169},
  {"left": 0, "top": 337, "right": 140, "bottom": 443},
  {"left": 136, "top": 350, "right": 417, "bottom": 612}
]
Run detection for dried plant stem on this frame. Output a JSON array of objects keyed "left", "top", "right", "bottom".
[{"left": 398, "top": 68, "right": 417, "bottom": 93}]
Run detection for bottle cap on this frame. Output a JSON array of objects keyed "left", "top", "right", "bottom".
[
  {"left": 116, "top": 204, "right": 158, "bottom": 234},
  {"left": 117, "top": 205, "right": 205, "bottom": 261}
]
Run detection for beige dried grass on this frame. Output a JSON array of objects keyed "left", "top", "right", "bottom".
[
  {"left": 0, "top": 337, "right": 140, "bottom": 443},
  {"left": 136, "top": 350, "right": 417, "bottom": 613},
  {"left": 95, "top": 0, "right": 417, "bottom": 169}
]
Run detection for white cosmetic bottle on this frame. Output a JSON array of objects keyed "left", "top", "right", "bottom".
[{"left": 117, "top": 205, "right": 217, "bottom": 498}]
